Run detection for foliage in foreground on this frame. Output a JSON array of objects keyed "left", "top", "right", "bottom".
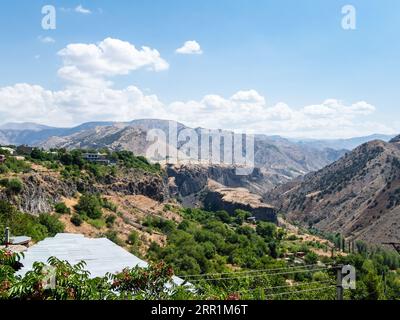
[{"left": 0, "top": 250, "right": 192, "bottom": 300}]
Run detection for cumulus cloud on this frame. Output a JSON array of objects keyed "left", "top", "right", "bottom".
[
  {"left": 57, "top": 38, "right": 169, "bottom": 87},
  {"left": 0, "top": 38, "right": 393, "bottom": 139},
  {"left": 75, "top": 5, "right": 91, "bottom": 14},
  {"left": 0, "top": 82, "right": 391, "bottom": 139},
  {"left": 176, "top": 40, "right": 203, "bottom": 55}
]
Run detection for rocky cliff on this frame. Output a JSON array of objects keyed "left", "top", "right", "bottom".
[
  {"left": 204, "top": 187, "right": 277, "bottom": 223},
  {"left": 265, "top": 138, "right": 400, "bottom": 244}
]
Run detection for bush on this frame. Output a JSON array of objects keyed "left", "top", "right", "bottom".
[
  {"left": 0, "top": 164, "right": 9, "bottom": 174},
  {"left": 54, "top": 202, "right": 71, "bottom": 214},
  {"left": 105, "top": 214, "right": 116, "bottom": 228},
  {"left": 128, "top": 230, "right": 139, "bottom": 245},
  {"left": 5, "top": 178, "right": 24, "bottom": 194},
  {"left": 75, "top": 194, "right": 103, "bottom": 219},
  {"left": 143, "top": 217, "right": 176, "bottom": 235},
  {"left": 256, "top": 222, "right": 277, "bottom": 240},
  {"left": 88, "top": 218, "right": 106, "bottom": 229},
  {"left": 2, "top": 157, "right": 31, "bottom": 173},
  {"left": 304, "top": 251, "right": 318, "bottom": 265},
  {"left": 38, "top": 213, "right": 65, "bottom": 236},
  {"left": 102, "top": 198, "right": 117, "bottom": 212},
  {"left": 105, "top": 231, "right": 123, "bottom": 246},
  {"left": 70, "top": 214, "right": 83, "bottom": 226},
  {"left": 0, "top": 200, "right": 48, "bottom": 242}
]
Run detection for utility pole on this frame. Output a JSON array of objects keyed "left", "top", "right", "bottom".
[{"left": 336, "top": 265, "right": 344, "bottom": 300}]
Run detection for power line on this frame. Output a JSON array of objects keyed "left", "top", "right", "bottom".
[
  {"left": 263, "top": 285, "right": 336, "bottom": 297},
  {"left": 177, "top": 263, "right": 334, "bottom": 279},
  {"left": 234, "top": 279, "right": 335, "bottom": 293},
  {"left": 184, "top": 267, "right": 332, "bottom": 283}
]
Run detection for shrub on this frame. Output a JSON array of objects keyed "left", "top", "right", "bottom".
[
  {"left": 256, "top": 221, "right": 277, "bottom": 240},
  {"left": 6, "top": 178, "right": 24, "bottom": 194},
  {"left": 38, "top": 214, "right": 65, "bottom": 236},
  {"left": 102, "top": 198, "right": 117, "bottom": 212},
  {"left": 75, "top": 194, "right": 103, "bottom": 219},
  {"left": 0, "top": 164, "right": 9, "bottom": 174},
  {"left": 143, "top": 216, "right": 176, "bottom": 235},
  {"left": 88, "top": 219, "right": 106, "bottom": 229},
  {"left": 105, "top": 231, "right": 123, "bottom": 246},
  {"left": 70, "top": 214, "right": 83, "bottom": 226},
  {"left": 304, "top": 251, "right": 318, "bottom": 265},
  {"left": 105, "top": 214, "right": 116, "bottom": 228},
  {"left": 128, "top": 230, "right": 139, "bottom": 245},
  {"left": 3, "top": 157, "right": 31, "bottom": 173},
  {"left": 54, "top": 202, "right": 71, "bottom": 214}
]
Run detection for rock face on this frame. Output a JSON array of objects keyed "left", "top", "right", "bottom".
[
  {"left": 5, "top": 174, "right": 77, "bottom": 214},
  {"left": 265, "top": 138, "right": 400, "bottom": 244},
  {"left": 166, "top": 163, "right": 279, "bottom": 197},
  {"left": 1, "top": 168, "right": 170, "bottom": 215},
  {"left": 204, "top": 187, "right": 277, "bottom": 223},
  {"left": 93, "top": 171, "right": 170, "bottom": 202},
  {"left": 27, "top": 119, "right": 348, "bottom": 183},
  {"left": 390, "top": 135, "right": 400, "bottom": 144}
]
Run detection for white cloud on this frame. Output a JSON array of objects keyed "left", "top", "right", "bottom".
[
  {"left": 57, "top": 38, "right": 169, "bottom": 87},
  {"left": 176, "top": 40, "right": 203, "bottom": 55},
  {"left": 0, "top": 82, "right": 391, "bottom": 139},
  {"left": 38, "top": 36, "right": 55, "bottom": 44},
  {"left": 0, "top": 38, "right": 394, "bottom": 139},
  {"left": 75, "top": 5, "right": 91, "bottom": 14}
]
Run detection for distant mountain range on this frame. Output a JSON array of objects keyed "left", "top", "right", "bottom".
[
  {"left": 291, "top": 134, "right": 395, "bottom": 151},
  {"left": 0, "top": 119, "right": 394, "bottom": 186}
]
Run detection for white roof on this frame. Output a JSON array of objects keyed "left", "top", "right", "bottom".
[{"left": 17, "top": 233, "right": 185, "bottom": 285}]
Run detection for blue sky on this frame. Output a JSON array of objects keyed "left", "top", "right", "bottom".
[{"left": 0, "top": 0, "right": 399, "bottom": 138}]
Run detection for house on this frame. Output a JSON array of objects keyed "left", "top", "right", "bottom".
[
  {"left": 83, "top": 153, "right": 110, "bottom": 165},
  {"left": 0, "top": 228, "right": 31, "bottom": 253},
  {"left": 16, "top": 233, "right": 187, "bottom": 286},
  {"left": 246, "top": 216, "right": 257, "bottom": 223},
  {"left": 0, "top": 147, "right": 15, "bottom": 155},
  {"left": 0, "top": 154, "right": 6, "bottom": 164}
]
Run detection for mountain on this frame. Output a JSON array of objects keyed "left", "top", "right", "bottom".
[
  {"left": 292, "top": 134, "right": 395, "bottom": 151},
  {"left": 7, "top": 119, "right": 397, "bottom": 191},
  {"left": 265, "top": 137, "right": 400, "bottom": 245},
  {"left": 27, "top": 119, "right": 347, "bottom": 185},
  {"left": 0, "top": 121, "right": 117, "bottom": 146}
]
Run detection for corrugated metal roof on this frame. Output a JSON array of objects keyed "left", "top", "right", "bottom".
[
  {"left": 17, "top": 233, "right": 185, "bottom": 285},
  {"left": 10, "top": 236, "right": 31, "bottom": 245}
]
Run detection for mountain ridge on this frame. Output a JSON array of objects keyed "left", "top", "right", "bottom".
[{"left": 265, "top": 138, "right": 400, "bottom": 245}]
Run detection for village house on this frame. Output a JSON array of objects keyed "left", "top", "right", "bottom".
[
  {"left": 83, "top": 152, "right": 111, "bottom": 165},
  {"left": 0, "top": 147, "right": 15, "bottom": 155}
]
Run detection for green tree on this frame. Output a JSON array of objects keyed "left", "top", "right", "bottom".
[
  {"left": 54, "top": 202, "right": 71, "bottom": 214},
  {"left": 75, "top": 194, "right": 103, "bottom": 219},
  {"left": 38, "top": 214, "right": 65, "bottom": 236}
]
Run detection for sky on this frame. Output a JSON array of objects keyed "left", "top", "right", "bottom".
[{"left": 0, "top": 0, "right": 399, "bottom": 139}]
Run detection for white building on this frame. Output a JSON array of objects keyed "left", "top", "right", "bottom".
[{"left": 17, "top": 233, "right": 186, "bottom": 286}]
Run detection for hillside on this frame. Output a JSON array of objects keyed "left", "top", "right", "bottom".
[
  {"left": 1, "top": 146, "right": 400, "bottom": 300},
  {"left": 265, "top": 138, "right": 400, "bottom": 245},
  {"left": 1, "top": 119, "right": 348, "bottom": 185}
]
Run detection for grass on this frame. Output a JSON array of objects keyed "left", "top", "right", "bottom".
[{"left": 87, "top": 218, "right": 106, "bottom": 229}]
